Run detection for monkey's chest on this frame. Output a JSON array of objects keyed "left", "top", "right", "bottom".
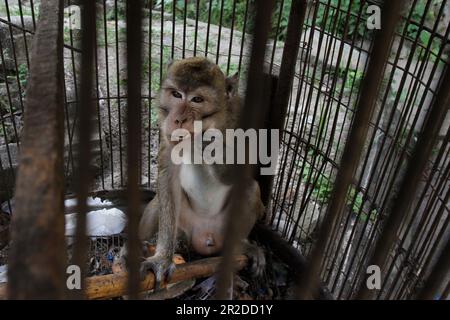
[{"left": 179, "top": 164, "right": 231, "bottom": 215}]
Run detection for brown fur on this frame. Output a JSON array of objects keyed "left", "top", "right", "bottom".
[{"left": 123, "top": 57, "right": 265, "bottom": 284}]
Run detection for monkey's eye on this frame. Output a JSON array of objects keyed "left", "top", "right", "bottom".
[
  {"left": 191, "top": 96, "right": 204, "bottom": 103},
  {"left": 171, "top": 91, "right": 182, "bottom": 99}
]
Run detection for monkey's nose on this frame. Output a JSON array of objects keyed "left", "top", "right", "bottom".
[{"left": 175, "top": 116, "right": 188, "bottom": 126}]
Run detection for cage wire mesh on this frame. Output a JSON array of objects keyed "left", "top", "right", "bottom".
[{"left": 0, "top": 0, "right": 449, "bottom": 299}]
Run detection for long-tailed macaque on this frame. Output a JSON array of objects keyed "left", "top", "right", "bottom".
[{"left": 122, "top": 57, "right": 265, "bottom": 286}]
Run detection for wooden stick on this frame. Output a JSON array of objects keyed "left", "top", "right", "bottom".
[{"left": 0, "top": 255, "right": 247, "bottom": 300}]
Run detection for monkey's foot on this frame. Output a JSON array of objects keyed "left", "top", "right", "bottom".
[
  {"left": 140, "top": 254, "right": 176, "bottom": 290},
  {"left": 243, "top": 241, "right": 266, "bottom": 278},
  {"left": 112, "top": 241, "right": 153, "bottom": 273}
]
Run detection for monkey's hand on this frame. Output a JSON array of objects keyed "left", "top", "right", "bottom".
[
  {"left": 243, "top": 240, "right": 266, "bottom": 278},
  {"left": 140, "top": 254, "right": 176, "bottom": 290}
]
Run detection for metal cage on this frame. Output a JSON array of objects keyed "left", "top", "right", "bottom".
[{"left": 0, "top": 0, "right": 448, "bottom": 300}]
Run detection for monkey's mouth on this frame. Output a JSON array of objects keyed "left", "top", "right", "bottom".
[
  {"left": 169, "top": 132, "right": 194, "bottom": 145},
  {"left": 169, "top": 130, "right": 208, "bottom": 145}
]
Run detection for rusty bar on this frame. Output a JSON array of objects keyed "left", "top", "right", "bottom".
[
  {"left": 71, "top": 0, "right": 97, "bottom": 299},
  {"left": 357, "top": 64, "right": 450, "bottom": 299},
  {"left": 214, "top": 0, "right": 276, "bottom": 300},
  {"left": 296, "top": 0, "right": 406, "bottom": 300},
  {"left": 7, "top": 0, "right": 66, "bottom": 299},
  {"left": 272, "top": 0, "right": 307, "bottom": 131},
  {"left": 257, "top": 74, "right": 278, "bottom": 208},
  {"left": 260, "top": 0, "right": 307, "bottom": 211},
  {"left": 126, "top": 0, "right": 143, "bottom": 299}
]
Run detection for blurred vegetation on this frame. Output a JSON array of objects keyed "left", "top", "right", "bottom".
[{"left": 299, "top": 154, "right": 378, "bottom": 221}]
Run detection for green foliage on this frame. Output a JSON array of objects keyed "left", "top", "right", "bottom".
[
  {"left": 298, "top": 152, "right": 378, "bottom": 221},
  {"left": 406, "top": 0, "right": 442, "bottom": 60},
  {"left": 18, "top": 64, "right": 28, "bottom": 90},
  {"left": 158, "top": 0, "right": 298, "bottom": 41},
  {"left": 347, "top": 186, "right": 363, "bottom": 214},
  {"left": 0, "top": 3, "right": 35, "bottom": 17},
  {"left": 338, "top": 67, "right": 364, "bottom": 93},
  {"left": 301, "top": 162, "right": 334, "bottom": 204},
  {"left": 106, "top": 2, "right": 126, "bottom": 21},
  {"left": 271, "top": 0, "right": 291, "bottom": 41},
  {"left": 406, "top": 0, "right": 435, "bottom": 39},
  {"left": 160, "top": 0, "right": 253, "bottom": 32},
  {"left": 313, "top": 0, "right": 369, "bottom": 40},
  {"left": 312, "top": 0, "right": 443, "bottom": 60}
]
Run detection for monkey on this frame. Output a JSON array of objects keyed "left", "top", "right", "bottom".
[{"left": 119, "top": 57, "right": 265, "bottom": 288}]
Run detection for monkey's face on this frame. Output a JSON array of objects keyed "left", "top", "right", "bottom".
[
  {"left": 159, "top": 83, "right": 226, "bottom": 144},
  {"left": 158, "top": 57, "right": 238, "bottom": 145}
]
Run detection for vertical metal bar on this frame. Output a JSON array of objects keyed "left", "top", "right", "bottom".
[
  {"left": 172, "top": 0, "right": 176, "bottom": 58},
  {"left": 215, "top": 0, "right": 276, "bottom": 300},
  {"left": 148, "top": 0, "right": 154, "bottom": 189},
  {"left": 70, "top": 0, "right": 97, "bottom": 299},
  {"left": 160, "top": 0, "right": 164, "bottom": 81},
  {"left": 215, "top": 0, "right": 225, "bottom": 64},
  {"left": 193, "top": 0, "right": 200, "bottom": 56},
  {"left": 226, "top": 0, "right": 237, "bottom": 75},
  {"left": 272, "top": 0, "right": 307, "bottom": 143},
  {"left": 30, "top": 0, "right": 37, "bottom": 30},
  {"left": 205, "top": 0, "right": 213, "bottom": 57},
  {"left": 4, "top": 0, "right": 26, "bottom": 114},
  {"left": 115, "top": 0, "right": 124, "bottom": 187},
  {"left": 296, "top": 0, "right": 405, "bottom": 300},
  {"left": 101, "top": 0, "right": 115, "bottom": 190},
  {"left": 126, "top": 0, "right": 143, "bottom": 299},
  {"left": 417, "top": 238, "right": 450, "bottom": 300},
  {"left": 268, "top": 0, "right": 285, "bottom": 74},
  {"left": 17, "top": 0, "right": 31, "bottom": 69},
  {"left": 7, "top": 0, "right": 66, "bottom": 299},
  {"left": 182, "top": 0, "right": 187, "bottom": 58},
  {"left": 237, "top": 0, "right": 249, "bottom": 74},
  {"left": 257, "top": 74, "right": 278, "bottom": 208},
  {"left": 259, "top": 0, "right": 307, "bottom": 211},
  {"left": 356, "top": 64, "right": 450, "bottom": 299}
]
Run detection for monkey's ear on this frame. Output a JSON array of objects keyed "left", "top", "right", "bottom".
[{"left": 226, "top": 72, "right": 239, "bottom": 98}]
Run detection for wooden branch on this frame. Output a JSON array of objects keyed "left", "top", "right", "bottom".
[{"left": 0, "top": 255, "right": 247, "bottom": 300}]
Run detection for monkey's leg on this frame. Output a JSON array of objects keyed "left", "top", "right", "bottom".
[
  {"left": 241, "top": 239, "right": 266, "bottom": 277},
  {"left": 140, "top": 160, "right": 180, "bottom": 289},
  {"left": 114, "top": 197, "right": 160, "bottom": 272},
  {"left": 138, "top": 197, "right": 160, "bottom": 241},
  {"left": 238, "top": 180, "right": 266, "bottom": 277}
]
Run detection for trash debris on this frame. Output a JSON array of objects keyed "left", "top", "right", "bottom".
[
  {"left": 184, "top": 276, "right": 217, "bottom": 300},
  {"left": 0, "top": 209, "right": 10, "bottom": 250},
  {"left": 64, "top": 197, "right": 114, "bottom": 209},
  {"left": 0, "top": 200, "right": 13, "bottom": 215},
  {"left": 65, "top": 208, "right": 126, "bottom": 237},
  {"left": 0, "top": 265, "right": 7, "bottom": 283}
]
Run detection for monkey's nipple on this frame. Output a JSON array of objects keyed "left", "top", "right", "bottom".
[{"left": 205, "top": 234, "right": 215, "bottom": 247}]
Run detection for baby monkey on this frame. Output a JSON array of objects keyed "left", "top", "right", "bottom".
[{"left": 122, "top": 57, "right": 265, "bottom": 287}]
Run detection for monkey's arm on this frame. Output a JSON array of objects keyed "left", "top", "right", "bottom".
[
  {"left": 155, "top": 166, "right": 177, "bottom": 257},
  {"left": 141, "top": 147, "right": 178, "bottom": 286}
]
